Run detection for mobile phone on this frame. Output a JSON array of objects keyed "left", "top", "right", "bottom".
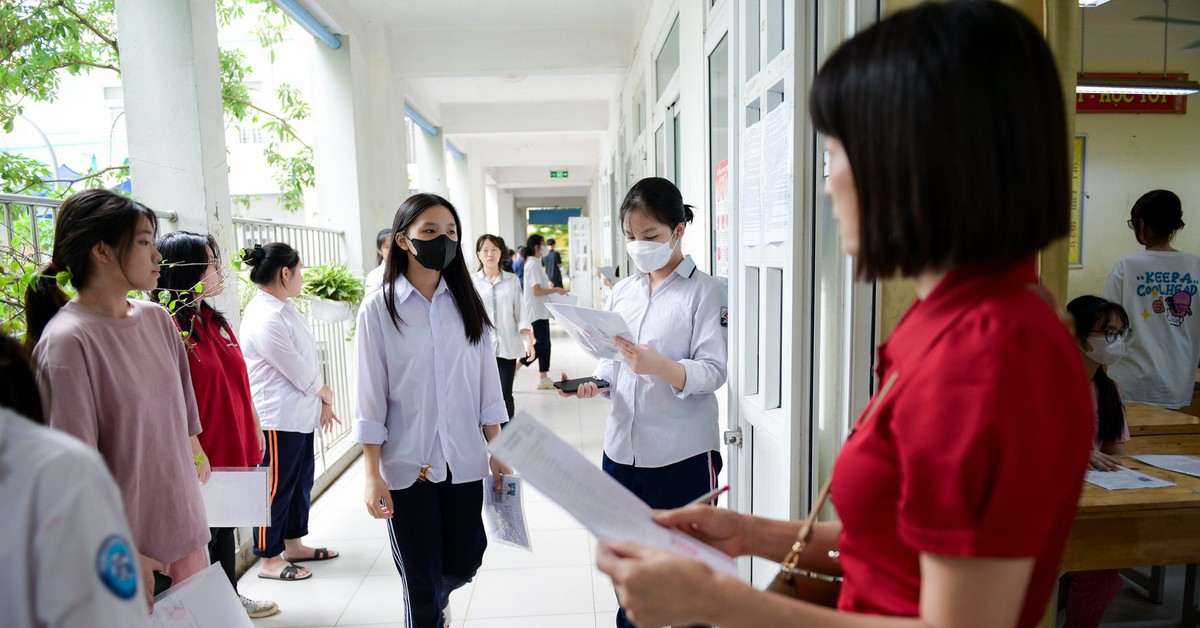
[
  {"left": 152, "top": 571, "right": 173, "bottom": 596},
  {"left": 553, "top": 377, "right": 611, "bottom": 394}
]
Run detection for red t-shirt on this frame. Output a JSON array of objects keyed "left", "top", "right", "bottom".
[
  {"left": 830, "top": 257, "right": 1093, "bottom": 626},
  {"left": 181, "top": 306, "right": 262, "bottom": 468}
]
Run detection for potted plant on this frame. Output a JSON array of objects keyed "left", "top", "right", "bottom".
[{"left": 302, "top": 264, "right": 365, "bottom": 323}]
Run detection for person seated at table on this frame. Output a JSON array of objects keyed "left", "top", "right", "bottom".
[{"left": 1062, "top": 295, "right": 1132, "bottom": 627}]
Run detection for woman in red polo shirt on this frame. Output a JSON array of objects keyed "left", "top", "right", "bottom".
[
  {"left": 594, "top": 3, "right": 1094, "bottom": 627},
  {"left": 154, "top": 231, "right": 279, "bottom": 619}
]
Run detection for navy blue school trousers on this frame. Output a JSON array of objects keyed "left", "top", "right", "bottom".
[
  {"left": 603, "top": 450, "right": 723, "bottom": 628},
  {"left": 254, "top": 430, "right": 314, "bottom": 558}
]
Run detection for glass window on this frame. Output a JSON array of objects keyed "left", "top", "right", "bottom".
[
  {"left": 673, "top": 111, "right": 681, "bottom": 185},
  {"left": 655, "top": 16, "right": 681, "bottom": 100},
  {"left": 655, "top": 123, "right": 666, "bottom": 178},
  {"left": 708, "top": 35, "right": 729, "bottom": 276}
]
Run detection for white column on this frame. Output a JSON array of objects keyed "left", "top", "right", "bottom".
[
  {"left": 115, "top": 0, "right": 239, "bottom": 322},
  {"left": 497, "top": 188, "right": 516, "bottom": 247},
  {"left": 485, "top": 181, "right": 500, "bottom": 236},
  {"left": 462, "top": 156, "right": 488, "bottom": 259},
  {"left": 417, "top": 130, "right": 448, "bottom": 197}
]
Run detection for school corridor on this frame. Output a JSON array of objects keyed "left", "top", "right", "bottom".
[{"left": 235, "top": 327, "right": 627, "bottom": 628}]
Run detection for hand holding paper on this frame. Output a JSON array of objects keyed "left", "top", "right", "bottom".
[{"left": 545, "top": 303, "right": 634, "bottom": 362}]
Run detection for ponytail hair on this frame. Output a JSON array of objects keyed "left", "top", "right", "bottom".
[
  {"left": 618, "top": 177, "right": 695, "bottom": 232},
  {"left": 240, "top": 243, "right": 300, "bottom": 286},
  {"left": 1066, "top": 295, "right": 1130, "bottom": 443},
  {"left": 0, "top": 335, "right": 43, "bottom": 424},
  {"left": 24, "top": 188, "right": 159, "bottom": 347},
  {"left": 522, "top": 233, "right": 545, "bottom": 259}
]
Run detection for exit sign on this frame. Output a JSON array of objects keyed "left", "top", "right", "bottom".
[{"left": 550, "top": 170, "right": 569, "bottom": 179}]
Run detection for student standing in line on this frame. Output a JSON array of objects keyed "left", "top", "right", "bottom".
[
  {"left": 544, "top": 237, "right": 565, "bottom": 288},
  {"left": 153, "top": 231, "right": 279, "bottom": 618},
  {"left": 239, "top": 243, "right": 340, "bottom": 582},
  {"left": 1104, "top": 190, "right": 1200, "bottom": 409},
  {"left": 473, "top": 234, "right": 536, "bottom": 418},
  {"left": 356, "top": 193, "right": 511, "bottom": 628},
  {"left": 593, "top": 4, "right": 1094, "bottom": 627},
  {"left": 1062, "top": 295, "right": 1132, "bottom": 627},
  {"left": 0, "top": 335, "right": 153, "bottom": 626},
  {"left": 26, "top": 188, "right": 212, "bottom": 590},
  {"left": 366, "top": 228, "right": 393, "bottom": 293},
  {"left": 521, "top": 233, "right": 569, "bottom": 390},
  {"left": 560, "top": 177, "right": 727, "bottom": 628}
]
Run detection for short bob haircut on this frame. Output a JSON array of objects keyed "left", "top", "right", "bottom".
[{"left": 810, "top": 0, "right": 1069, "bottom": 280}]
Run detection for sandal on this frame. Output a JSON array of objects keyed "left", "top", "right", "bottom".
[
  {"left": 287, "top": 547, "right": 339, "bottom": 563},
  {"left": 257, "top": 564, "right": 311, "bottom": 581}
]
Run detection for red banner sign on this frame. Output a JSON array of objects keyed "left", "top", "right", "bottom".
[{"left": 1076, "top": 73, "right": 1190, "bottom": 114}]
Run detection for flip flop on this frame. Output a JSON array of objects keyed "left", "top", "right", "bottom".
[
  {"left": 257, "top": 564, "right": 311, "bottom": 581},
  {"left": 287, "top": 547, "right": 339, "bottom": 563}
]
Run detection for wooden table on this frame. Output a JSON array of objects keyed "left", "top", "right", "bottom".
[
  {"left": 1124, "top": 403, "right": 1200, "bottom": 455},
  {"left": 1038, "top": 459, "right": 1200, "bottom": 627}
]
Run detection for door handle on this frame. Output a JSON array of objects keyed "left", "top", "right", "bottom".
[{"left": 723, "top": 428, "right": 743, "bottom": 446}]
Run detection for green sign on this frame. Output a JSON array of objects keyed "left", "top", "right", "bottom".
[{"left": 550, "top": 170, "right": 569, "bottom": 179}]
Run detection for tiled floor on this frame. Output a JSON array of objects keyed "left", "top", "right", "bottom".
[{"left": 237, "top": 327, "right": 629, "bottom": 628}]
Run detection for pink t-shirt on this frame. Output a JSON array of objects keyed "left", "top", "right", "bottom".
[
  {"left": 1090, "top": 379, "right": 1131, "bottom": 451},
  {"left": 32, "top": 300, "right": 209, "bottom": 565}
]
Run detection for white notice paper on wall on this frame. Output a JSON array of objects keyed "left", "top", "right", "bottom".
[
  {"left": 151, "top": 563, "right": 252, "bottom": 628},
  {"left": 762, "top": 101, "right": 791, "bottom": 244},
  {"left": 1084, "top": 467, "right": 1176, "bottom": 490},
  {"left": 740, "top": 119, "right": 764, "bottom": 247},
  {"left": 1132, "top": 455, "right": 1200, "bottom": 478},
  {"left": 200, "top": 468, "right": 270, "bottom": 527},
  {"left": 488, "top": 412, "right": 740, "bottom": 578}
]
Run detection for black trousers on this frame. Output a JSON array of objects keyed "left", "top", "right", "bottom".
[
  {"left": 254, "top": 430, "right": 314, "bottom": 558},
  {"left": 385, "top": 470, "right": 487, "bottom": 628},
  {"left": 208, "top": 527, "right": 238, "bottom": 591},
  {"left": 496, "top": 357, "right": 517, "bottom": 418},
  {"left": 520, "top": 319, "right": 552, "bottom": 373}
]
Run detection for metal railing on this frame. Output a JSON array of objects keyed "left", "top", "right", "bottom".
[{"left": 231, "top": 216, "right": 345, "bottom": 270}]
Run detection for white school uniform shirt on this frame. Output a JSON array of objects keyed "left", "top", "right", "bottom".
[
  {"left": 365, "top": 263, "right": 386, "bottom": 293},
  {"left": 592, "top": 255, "right": 728, "bottom": 467},
  {"left": 1104, "top": 249, "right": 1200, "bottom": 408},
  {"left": 0, "top": 408, "right": 150, "bottom": 628},
  {"left": 472, "top": 270, "right": 533, "bottom": 360},
  {"left": 240, "top": 291, "right": 324, "bottom": 433},
  {"left": 523, "top": 258, "right": 553, "bottom": 322},
  {"left": 353, "top": 274, "right": 508, "bottom": 489}
]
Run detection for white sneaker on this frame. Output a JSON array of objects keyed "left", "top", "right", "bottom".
[
  {"left": 443, "top": 606, "right": 452, "bottom": 627},
  {"left": 536, "top": 378, "right": 556, "bottom": 391},
  {"left": 240, "top": 595, "right": 280, "bottom": 618}
]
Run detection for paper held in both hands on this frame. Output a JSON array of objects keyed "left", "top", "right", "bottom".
[
  {"left": 545, "top": 302, "right": 633, "bottom": 363},
  {"left": 488, "top": 412, "right": 740, "bottom": 578}
]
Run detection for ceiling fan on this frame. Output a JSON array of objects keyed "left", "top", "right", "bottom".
[{"left": 1134, "top": 15, "right": 1200, "bottom": 49}]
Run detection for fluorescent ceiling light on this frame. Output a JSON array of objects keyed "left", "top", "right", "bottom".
[
  {"left": 1076, "top": 75, "right": 1200, "bottom": 95},
  {"left": 1079, "top": 0, "right": 1111, "bottom": 6}
]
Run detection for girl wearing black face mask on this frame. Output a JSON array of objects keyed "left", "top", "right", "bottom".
[{"left": 353, "top": 193, "right": 512, "bottom": 628}]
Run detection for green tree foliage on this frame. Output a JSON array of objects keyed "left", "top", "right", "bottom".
[{"left": 0, "top": 0, "right": 314, "bottom": 208}]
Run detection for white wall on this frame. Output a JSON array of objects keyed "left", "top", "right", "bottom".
[{"left": 1067, "top": 29, "right": 1200, "bottom": 299}]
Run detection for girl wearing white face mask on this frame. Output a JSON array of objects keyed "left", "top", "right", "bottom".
[
  {"left": 558, "top": 177, "right": 727, "bottom": 628},
  {"left": 1063, "top": 295, "right": 1132, "bottom": 628}
]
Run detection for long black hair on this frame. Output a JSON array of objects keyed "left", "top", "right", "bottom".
[
  {"left": 1067, "top": 295, "right": 1130, "bottom": 444},
  {"left": 0, "top": 335, "right": 43, "bottom": 424},
  {"left": 476, "top": 234, "right": 506, "bottom": 272},
  {"left": 383, "top": 193, "right": 491, "bottom": 344},
  {"left": 152, "top": 231, "right": 229, "bottom": 344},
  {"left": 24, "top": 188, "right": 159, "bottom": 346},
  {"left": 522, "top": 233, "right": 544, "bottom": 259},
  {"left": 619, "top": 177, "right": 696, "bottom": 232}
]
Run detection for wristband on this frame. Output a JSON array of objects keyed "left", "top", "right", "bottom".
[{"left": 194, "top": 453, "right": 207, "bottom": 467}]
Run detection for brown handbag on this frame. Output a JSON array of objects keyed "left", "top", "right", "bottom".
[
  {"left": 763, "top": 373, "right": 900, "bottom": 607},
  {"left": 763, "top": 476, "right": 842, "bottom": 607}
]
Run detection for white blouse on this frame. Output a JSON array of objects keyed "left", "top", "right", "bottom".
[
  {"left": 472, "top": 270, "right": 532, "bottom": 360},
  {"left": 240, "top": 291, "right": 324, "bottom": 433},
  {"left": 523, "top": 258, "right": 553, "bottom": 321},
  {"left": 353, "top": 275, "right": 508, "bottom": 489}
]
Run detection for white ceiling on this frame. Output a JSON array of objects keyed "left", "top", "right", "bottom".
[{"left": 324, "top": 0, "right": 646, "bottom": 200}]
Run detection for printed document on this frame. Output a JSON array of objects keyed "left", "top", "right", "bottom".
[
  {"left": 1132, "top": 455, "right": 1200, "bottom": 478},
  {"left": 488, "top": 412, "right": 740, "bottom": 577},
  {"left": 200, "top": 468, "right": 270, "bottom": 527},
  {"left": 483, "top": 474, "right": 532, "bottom": 551},
  {"left": 1085, "top": 467, "right": 1176, "bottom": 490},
  {"left": 150, "top": 563, "right": 252, "bottom": 627},
  {"left": 545, "top": 303, "right": 634, "bottom": 362}
]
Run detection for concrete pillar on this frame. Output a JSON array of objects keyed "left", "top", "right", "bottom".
[
  {"left": 114, "top": 0, "right": 239, "bottom": 323},
  {"left": 462, "top": 156, "right": 488, "bottom": 260},
  {"left": 485, "top": 181, "right": 500, "bottom": 237},
  {"left": 417, "top": 129, "right": 448, "bottom": 198},
  {"left": 497, "top": 188, "right": 516, "bottom": 247}
]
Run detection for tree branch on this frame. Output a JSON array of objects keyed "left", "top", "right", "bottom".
[
  {"left": 50, "top": 60, "right": 120, "bottom": 73},
  {"left": 55, "top": 0, "right": 120, "bottom": 55},
  {"left": 225, "top": 96, "right": 313, "bottom": 151},
  {"left": 12, "top": 165, "right": 129, "bottom": 195}
]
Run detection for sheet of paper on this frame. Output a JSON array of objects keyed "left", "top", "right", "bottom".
[
  {"left": 548, "top": 292, "right": 579, "bottom": 306},
  {"left": 199, "top": 468, "right": 270, "bottom": 528},
  {"left": 1132, "top": 455, "right": 1200, "bottom": 478},
  {"left": 763, "top": 101, "right": 791, "bottom": 244},
  {"left": 483, "top": 474, "right": 532, "bottom": 551},
  {"left": 488, "top": 412, "right": 740, "bottom": 578},
  {"left": 150, "top": 563, "right": 252, "bottom": 628},
  {"left": 1085, "top": 467, "right": 1176, "bottom": 490},
  {"left": 545, "top": 303, "right": 634, "bottom": 362},
  {"left": 739, "top": 119, "right": 764, "bottom": 247},
  {"left": 598, "top": 266, "right": 618, "bottom": 284}
]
